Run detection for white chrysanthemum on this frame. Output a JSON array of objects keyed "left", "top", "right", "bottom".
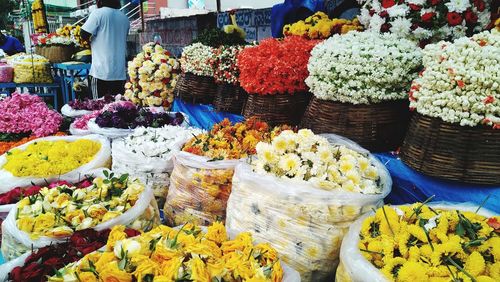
[
  {"left": 386, "top": 4, "right": 409, "bottom": 18},
  {"left": 368, "top": 14, "right": 385, "bottom": 31},
  {"left": 407, "top": 0, "right": 425, "bottom": 5},
  {"left": 445, "top": 0, "right": 471, "bottom": 13},
  {"left": 390, "top": 17, "right": 412, "bottom": 37},
  {"left": 279, "top": 153, "right": 301, "bottom": 174}
]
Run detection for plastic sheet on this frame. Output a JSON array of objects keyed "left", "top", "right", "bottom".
[
  {"left": 226, "top": 134, "right": 392, "bottom": 281},
  {"left": 164, "top": 151, "right": 241, "bottom": 226},
  {"left": 1, "top": 182, "right": 160, "bottom": 261},
  {"left": 336, "top": 202, "right": 497, "bottom": 282},
  {"left": 0, "top": 135, "right": 111, "bottom": 193}
]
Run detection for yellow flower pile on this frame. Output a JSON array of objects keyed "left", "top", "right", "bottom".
[
  {"left": 8, "top": 53, "right": 53, "bottom": 83},
  {"left": 358, "top": 204, "right": 500, "bottom": 282},
  {"left": 52, "top": 222, "right": 285, "bottom": 282},
  {"left": 16, "top": 174, "right": 148, "bottom": 239},
  {"left": 3, "top": 139, "right": 101, "bottom": 177},
  {"left": 283, "top": 12, "right": 363, "bottom": 39}
]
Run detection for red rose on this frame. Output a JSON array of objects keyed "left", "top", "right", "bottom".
[
  {"left": 421, "top": 12, "right": 436, "bottom": 23},
  {"left": 43, "top": 257, "right": 63, "bottom": 267},
  {"left": 409, "top": 4, "right": 422, "bottom": 11},
  {"left": 382, "top": 0, "right": 396, "bottom": 8},
  {"left": 464, "top": 9, "right": 478, "bottom": 24},
  {"left": 447, "top": 12, "right": 463, "bottom": 26},
  {"left": 125, "top": 228, "right": 141, "bottom": 237},
  {"left": 379, "top": 11, "right": 389, "bottom": 18},
  {"left": 381, "top": 23, "right": 392, "bottom": 32},
  {"left": 22, "top": 263, "right": 44, "bottom": 280},
  {"left": 9, "top": 267, "right": 23, "bottom": 281},
  {"left": 473, "top": 0, "right": 485, "bottom": 12}
]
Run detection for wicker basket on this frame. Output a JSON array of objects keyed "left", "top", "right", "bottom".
[
  {"left": 242, "top": 92, "right": 311, "bottom": 126},
  {"left": 213, "top": 83, "right": 248, "bottom": 114},
  {"left": 300, "top": 97, "right": 409, "bottom": 152},
  {"left": 35, "top": 45, "right": 75, "bottom": 63},
  {"left": 174, "top": 72, "right": 217, "bottom": 104},
  {"left": 400, "top": 113, "right": 500, "bottom": 185}
]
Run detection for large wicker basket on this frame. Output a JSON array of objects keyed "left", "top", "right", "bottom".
[
  {"left": 242, "top": 92, "right": 311, "bottom": 126},
  {"left": 300, "top": 97, "right": 410, "bottom": 152},
  {"left": 35, "top": 45, "right": 75, "bottom": 63},
  {"left": 174, "top": 72, "right": 217, "bottom": 104},
  {"left": 213, "top": 83, "right": 248, "bottom": 114},
  {"left": 400, "top": 113, "right": 500, "bottom": 185}
]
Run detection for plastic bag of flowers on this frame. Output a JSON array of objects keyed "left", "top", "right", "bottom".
[
  {"left": 61, "top": 95, "right": 116, "bottom": 118},
  {"left": 0, "top": 135, "right": 111, "bottom": 192},
  {"left": 124, "top": 42, "right": 181, "bottom": 108},
  {"left": 48, "top": 222, "right": 301, "bottom": 282},
  {"left": 336, "top": 202, "right": 499, "bottom": 282},
  {"left": 87, "top": 101, "right": 188, "bottom": 139},
  {"left": 225, "top": 129, "right": 392, "bottom": 281},
  {"left": 0, "top": 226, "right": 140, "bottom": 281},
  {"left": 1, "top": 172, "right": 160, "bottom": 261},
  {"left": 164, "top": 118, "right": 288, "bottom": 227},
  {"left": 8, "top": 53, "right": 53, "bottom": 83},
  {"left": 303, "top": 31, "right": 422, "bottom": 151},
  {"left": 112, "top": 125, "right": 204, "bottom": 205}
]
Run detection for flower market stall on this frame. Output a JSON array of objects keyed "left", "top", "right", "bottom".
[{"left": 0, "top": 4, "right": 498, "bottom": 282}]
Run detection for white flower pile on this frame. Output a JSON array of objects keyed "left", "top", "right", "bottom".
[
  {"left": 124, "top": 43, "right": 180, "bottom": 108},
  {"left": 252, "top": 129, "right": 382, "bottom": 194},
  {"left": 410, "top": 30, "right": 500, "bottom": 128},
  {"left": 179, "top": 43, "right": 215, "bottom": 77},
  {"left": 305, "top": 31, "right": 422, "bottom": 104},
  {"left": 357, "top": 0, "right": 491, "bottom": 42}
]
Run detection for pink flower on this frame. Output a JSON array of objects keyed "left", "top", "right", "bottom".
[{"left": 73, "top": 111, "right": 100, "bottom": 130}]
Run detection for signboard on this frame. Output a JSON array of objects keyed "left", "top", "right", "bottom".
[{"left": 188, "top": 0, "right": 205, "bottom": 9}]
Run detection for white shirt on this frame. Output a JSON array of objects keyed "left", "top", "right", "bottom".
[{"left": 82, "top": 7, "right": 130, "bottom": 81}]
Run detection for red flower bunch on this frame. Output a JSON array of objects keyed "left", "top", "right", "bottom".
[
  {"left": 238, "top": 36, "right": 319, "bottom": 95},
  {"left": 9, "top": 228, "right": 140, "bottom": 282},
  {"left": 0, "top": 178, "right": 94, "bottom": 205}
]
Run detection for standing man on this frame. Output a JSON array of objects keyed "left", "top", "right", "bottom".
[
  {"left": 81, "top": 0, "right": 129, "bottom": 98},
  {"left": 0, "top": 31, "right": 25, "bottom": 55}
]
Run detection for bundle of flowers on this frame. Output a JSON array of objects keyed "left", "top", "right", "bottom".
[
  {"left": 0, "top": 93, "right": 62, "bottom": 137},
  {"left": 165, "top": 118, "right": 288, "bottom": 226},
  {"left": 238, "top": 36, "right": 319, "bottom": 95},
  {"left": 4, "top": 227, "right": 140, "bottom": 282},
  {"left": 226, "top": 131, "right": 391, "bottom": 281},
  {"left": 336, "top": 203, "right": 499, "bottom": 281},
  {"left": 0, "top": 135, "right": 111, "bottom": 193},
  {"left": 1, "top": 172, "right": 160, "bottom": 260},
  {"left": 209, "top": 45, "right": 245, "bottom": 85},
  {"left": 283, "top": 12, "right": 363, "bottom": 39},
  {"left": 8, "top": 53, "right": 52, "bottom": 83},
  {"left": 70, "top": 111, "right": 100, "bottom": 134},
  {"left": 93, "top": 105, "right": 185, "bottom": 130},
  {"left": 31, "top": 32, "right": 73, "bottom": 46},
  {"left": 252, "top": 129, "right": 383, "bottom": 193},
  {"left": 124, "top": 43, "right": 180, "bottom": 108},
  {"left": 306, "top": 31, "right": 422, "bottom": 104},
  {"left": 357, "top": 0, "right": 491, "bottom": 45},
  {"left": 62, "top": 95, "right": 115, "bottom": 118},
  {"left": 0, "top": 131, "right": 66, "bottom": 155},
  {"left": 112, "top": 125, "right": 203, "bottom": 201},
  {"left": 409, "top": 29, "right": 500, "bottom": 128},
  {"left": 192, "top": 27, "right": 247, "bottom": 47},
  {"left": 52, "top": 222, "right": 293, "bottom": 282},
  {"left": 179, "top": 42, "right": 216, "bottom": 76},
  {"left": 56, "top": 24, "right": 90, "bottom": 48}
]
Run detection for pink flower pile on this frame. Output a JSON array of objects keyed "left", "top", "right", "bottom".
[
  {"left": 73, "top": 111, "right": 100, "bottom": 130},
  {"left": 0, "top": 92, "right": 63, "bottom": 137}
]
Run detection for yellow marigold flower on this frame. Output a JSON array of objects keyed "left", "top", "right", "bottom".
[
  {"left": 133, "top": 257, "right": 161, "bottom": 282},
  {"left": 465, "top": 251, "right": 486, "bottom": 276},
  {"left": 221, "top": 232, "right": 253, "bottom": 253},
  {"left": 186, "top": 256, "right": 210, "bottom": 282},
  {"left": 397, "top": 261, "right": 429, "bottom": 282},
  {"left": 408, "top": 246, "right": 420, "bottom": 262},
  {"left": 488, "top": 261, "right": 500, "bottom": 281},
  {"left": 375, "top": 206, "right": 400, "bottom": 236},
  {"left": 407, "top": 225, "right": 427, "bottom": 243},
  {"left": 99, "top": 262, "right": 132, "bottom": 282},
  {"left": 381, "top": 257, "right": 406, "bottom": 279},
  {"left": 205, "top": 221, "right": 227, "bottom": 245},
  {"left": 477, "top": 276, "right": 496, "bottom": 282},
  {"left": 427, "top": 265, "right": 452, "bottom": 277}
]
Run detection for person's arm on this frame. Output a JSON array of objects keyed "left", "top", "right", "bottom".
[{"left": 81, "top": 10, "right": 101, "bottom": 42}]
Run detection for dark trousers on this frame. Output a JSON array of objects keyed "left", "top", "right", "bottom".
[{"left": 90, "top": 76, "right": 125, "bottom": 99}]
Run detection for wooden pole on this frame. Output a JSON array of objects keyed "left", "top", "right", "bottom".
[{"left": 139, "top": 0, "right": 145, "bottom": 32}]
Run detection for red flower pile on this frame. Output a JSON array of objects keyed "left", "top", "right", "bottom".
[
  {"left": 0, "top": 179, "right": 94, "bottom": 205},
  {"left": 9, "top": 228, "right": 140, "bottom": 282},
  {"left": 238, "top": 36, "right": 319, "bottom": 95}
]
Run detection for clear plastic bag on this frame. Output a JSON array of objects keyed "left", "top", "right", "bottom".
[
  {"left": 225, "top": 134, "right": 392, "bottom": 282},
  {"left": 0, "top": 135, "right": 111, "bottom": 194},
  {"left": 1, "top": 183, "right": 160, "bottom": 261},
  {"left": 336, "top": 202, "right": 498, "bottom": 282},
  {"left": 164, "top": 151, "right": 241, "bottom": 226},
  {"left": 61, "top": 104, "right": 93, "bottom": 118}
]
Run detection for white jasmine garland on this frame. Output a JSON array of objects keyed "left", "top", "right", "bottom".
[
  {"left": 410, "top": 30, "right": 500, "bottom": 128},
  {"left": 305, "top": 31, "right": 422, "bottom": 104},
  {"left": 252, "top": 129, "right": 383, "bottom": 194},
  {"left": 179, "top": 43, "right": 215, "bottom": 77}
]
